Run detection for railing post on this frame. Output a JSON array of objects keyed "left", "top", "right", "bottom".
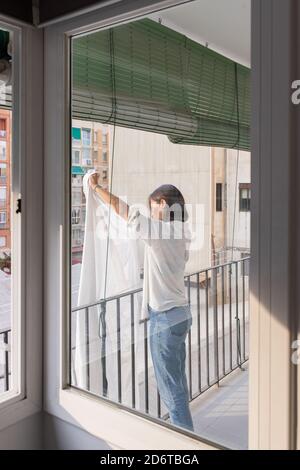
[
  {"left": 99, "top": 302, "right": 108, "bottom": 397},
  {"left": 235, "top": 262, "right": 242, "bottom": 368},
  {"left": 221, "top": 265, "right": 226, "bottom": 376},
  {"left": 196, "top": 272, "right": 201, "bottom": 393},
  {"left": 229, "top": 263, "right": 233, "bottom": 370},
  {"left": 242, "top": 259, "right": 246, "bottom": 361},
  {"left": 85, "top": 307, "right": 90, "bottom": 391},
  {"left": 205, "top": 270, "right": 210, "bottom": 387},
  {"left": 116, "top": 298, "right": 122, "bottom": 403},
  {"left": 144, "top": 321, "right": 149, "bottom": 414},
  {"left": 157, "top": 389, "right": 161, "bottom": 419},
  {"left": 187, "top": 276, "right": 192, "bottom": 400},
  {"left": 212, "top": 268, "right": 220, "bottom": 385},
  {"left": 4, "top": 331, "right": 9, "bottom": 392},
  {"left": 130, "top": 294, "right": 136, "bottom": 409}
]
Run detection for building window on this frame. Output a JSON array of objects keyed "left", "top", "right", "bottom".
[
  {"left": 103, "top": 170, "right": 107, "bottom": 180},
  {"left": 72, "top": 127, "right": 81, "bottom": 141},
  {"left": 103, "top": 151, "right": 108, "bottom": 162},
  {"left": 72, "top": 150, "right": 80, "bottom": 164},
  {"left": 0, "top": 118, "right": 6, "bottom": 138},
  {"left": 93, "top": 130, "right": 98, "bottom": 143},
  {"left": 72, "top": 174, "right": 82, "bottom": 186},
  {"left": 72, "top": 190, "right": 82, "bottom": 206},
  {"left": 82, "top": 148, "right": 92, "bottom": 166},
  {"left": 0, "top": 236, "right": 5, "bottom": 247},
  {"left": 239, "top": 184, "right": 251, "bottom": 212},
  {"left": 81, "top": 207, "right": 86, "bottom": 224},
  {"left": 82, "top": 128, "right": 91, "bottom": 146},
  {"left": 102, "top": 132, "right": 108, "bottom": 146},
  {"left": 216, "top": 183, "right": 223, "bottom": 212},
  {"left": 0, "top": 141, "right": 6, "bottom": 160},
  {"left": 0, "top": 211, "right": 6, "bottom": 227},
  {"left": 0, "top": 163, "right": 7, "bottom": 184},
  {"left": 0, "top": 187, "right": 6, "bottom": 208},
  {"left": 72, "top": 228, "right": 83, "bottom": 247},
  {"left": 72, "top": 208, "right": 80, "bottom": 225}
]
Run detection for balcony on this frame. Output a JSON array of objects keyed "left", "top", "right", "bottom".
[
  {"left": 69, "top": 258, "right": 249, "bottom": 449},
  {"left": 0, "top": 259, "right": 248, "bottom": 447}
]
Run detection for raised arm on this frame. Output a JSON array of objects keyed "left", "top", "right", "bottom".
[{"left": 89, "top": 173, "right": 129, "bottom": 220}]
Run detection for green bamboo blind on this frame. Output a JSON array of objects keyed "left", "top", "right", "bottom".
[{"left": 71, "top": 19, "right": 250, "bottom": 150}]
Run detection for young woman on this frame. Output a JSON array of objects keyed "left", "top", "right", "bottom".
[{"left": 89, "top": 173, "right": 194, "bottom": 432}]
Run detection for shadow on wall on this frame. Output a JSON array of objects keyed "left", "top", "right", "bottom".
[{"left": 43, "top": 412, "right": 113, "bottom": 450}]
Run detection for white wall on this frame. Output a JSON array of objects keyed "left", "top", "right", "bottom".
[{"left": 226, "top": 150, "right": 251, "bottom": 254}]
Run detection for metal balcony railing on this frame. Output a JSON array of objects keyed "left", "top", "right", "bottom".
[
  {"left": 0, "top": 328, "right": 11, "bottom": 393},
  {"left": 71, "top": 258, "right": 250, "bottom": 419}
]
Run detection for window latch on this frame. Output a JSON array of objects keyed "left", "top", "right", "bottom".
[{"left": 16, "top": 198, "right": 21, "bottom": 214}]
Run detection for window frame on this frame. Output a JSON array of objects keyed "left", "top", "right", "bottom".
[
  {"left": 44, "top": 0, "right": 222, "bottom": 450},
  {"left": 0, "top": 17, "right": 43, "bottom": 430},
  {"left": 42, "top": 0, "right": 300, "bottom": 451},
  {"left": 249, "top": 0, "right": 299, "bottom": 450}
]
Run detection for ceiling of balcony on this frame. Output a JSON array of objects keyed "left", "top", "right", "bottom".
[{"left": 150, "top": 0, "right": 251, "bottom": 67}]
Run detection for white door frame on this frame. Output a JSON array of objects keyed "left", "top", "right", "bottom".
[{"left": 250, "top": 0, "right": 299, "bottom": 450}]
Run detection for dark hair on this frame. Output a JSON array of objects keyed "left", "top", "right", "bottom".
[{"left": 149, "top": 184, "right": 188, "bottom": 222}]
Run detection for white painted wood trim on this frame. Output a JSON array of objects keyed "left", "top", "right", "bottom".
[
  {"left": 0, "top": 20, "right": 43, "bottom": 426},
  {"left": 249, "top": 0, "right": 298, "bottom": 450},
  {"left": 43, "top": 0, "right": 222, "bottom": 450}
]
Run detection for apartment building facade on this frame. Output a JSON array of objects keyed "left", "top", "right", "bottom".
[
  {"left": 0, "top": 109, "right": 11, "bottom": 272},
  {"left": 211, "top": 147, "right": 251, "bottom": 267},
  {"left": 71, "top": 120, "right": 109, "bottom": 264}
]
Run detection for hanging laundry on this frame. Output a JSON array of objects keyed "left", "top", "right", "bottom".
[{"left": 73, "top": 169, "right": 145, "bottom": 407}]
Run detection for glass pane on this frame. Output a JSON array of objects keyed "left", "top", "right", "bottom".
[
  {"left": 0, "top": 26, "right": 13, "bottom": 395},
  {"left": 70, "top": 0, "right": 251, "bottom": 449}
]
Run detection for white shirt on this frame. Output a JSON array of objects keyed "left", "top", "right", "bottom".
[{"left": 128, "top": 207, "right": 190, "bottom": 321}]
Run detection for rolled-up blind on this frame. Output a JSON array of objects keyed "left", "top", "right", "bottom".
[{"left": 72, "top": 19, "right": 250, "bottom": 151}]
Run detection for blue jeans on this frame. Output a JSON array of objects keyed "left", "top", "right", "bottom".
[{"left": 148, "top": 305, "right": 194, "bottom": 432}]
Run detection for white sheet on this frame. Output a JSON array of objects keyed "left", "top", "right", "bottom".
[{"left": 73, "top": 170, "right": 145, "bottom": 406}]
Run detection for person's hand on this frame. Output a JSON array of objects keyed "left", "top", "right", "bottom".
[{"left": 89, "top": 173, "right": 100, "bottom": 191}]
